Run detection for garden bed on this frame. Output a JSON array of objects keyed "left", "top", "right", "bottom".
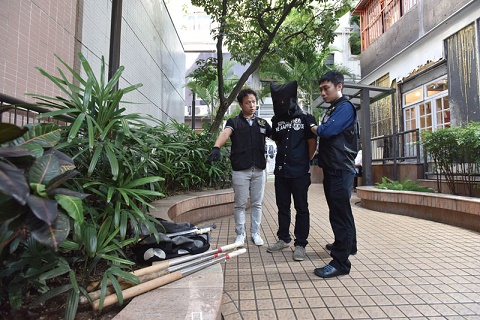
[{"left": 357, "top": 186, "right": 480, "bottom": 233}]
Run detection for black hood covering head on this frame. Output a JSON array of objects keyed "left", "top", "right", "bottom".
[{"left": 270, "top": 81, "right": 302, "bottom": 120}]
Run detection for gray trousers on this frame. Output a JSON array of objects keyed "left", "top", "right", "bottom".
[{"left": 232, "top": 167, "right": 266, "bottom": 235}]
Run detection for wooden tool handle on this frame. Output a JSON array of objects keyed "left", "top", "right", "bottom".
[
  {"left": 92, "top": 271, "right": 183, "bottom": 310},
  {"left": 86, "top": 260, "right": 170, "bottom": 292}
]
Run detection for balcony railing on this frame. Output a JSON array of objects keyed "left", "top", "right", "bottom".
[
  {"left": 357, "top": 0, "right": 418, "bottom": 51},
  {"left": 0, "top": 93, "right": 71, "bottom": 127},
  {"left": 371, "top": 129, "right": 421, "bottom": 164}
]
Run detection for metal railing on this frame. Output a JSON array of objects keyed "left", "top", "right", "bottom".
[
  {"left": 370, "top": 129, "right": 423, "bottom": 181},
  {"left": 371, "top": 129, "right": 421, "bottom": 164},
  {"left": 0, "top": 93, "right": 71, "bottom": 126}
]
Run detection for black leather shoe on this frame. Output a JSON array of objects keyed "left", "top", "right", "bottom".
[
  {"left": 314, "top": 265, "right": 349, "bottom": 278},
  {"left": 325, "top": 243, "right": 357, "bottom": 255}
]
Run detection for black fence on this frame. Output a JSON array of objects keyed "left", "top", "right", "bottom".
[
  {"left": 0, "top": 93, "right": 71, "bottom": 126},
  {"left": 371, "top": 129, "right": 421, "bottom": 164}
]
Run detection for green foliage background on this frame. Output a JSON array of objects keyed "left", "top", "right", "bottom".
[
  {"left": 0, "top": 53, "right": 231, "bottom": 319},
  {"left": 421, "top": 122, "right": 480, "bottom": 196}
]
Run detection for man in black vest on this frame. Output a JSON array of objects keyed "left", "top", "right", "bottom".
[
  {"left": 209, "top": 88, "right": 272, "bottom": 246},
  {"left": 309, "top": 71, "right": 358, "bottom": 278},
  {"left": 266, "top": 81, "right": 317, "bottom": 261}
]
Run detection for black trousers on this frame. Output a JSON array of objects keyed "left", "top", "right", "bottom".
[
  {"left": 274, "top": 173, "right": 311, "bottom": 247},
  {"left": 322, "top": 169, "right": 357, "bottom": 273}
]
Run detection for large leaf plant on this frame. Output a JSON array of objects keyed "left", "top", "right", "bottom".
[
  {"left": 1, "top": 52, "right": 233, "bottom": 318},
  {"left": 0, "top": 121, "right": 86, "bottom": 311},
  {"left": 32, "top": 53, "right": 165, "bottom": 231},
  {"left": 28, "top": 52, "right": 165, "bottom": 312}
]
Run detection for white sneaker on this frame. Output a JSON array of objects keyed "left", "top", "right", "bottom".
[
  {"left": 235, "top": 233, "right": 245, "bottom": 245},
  {"left": 251, "top": 233, "right": 264, "bottom": 246}
]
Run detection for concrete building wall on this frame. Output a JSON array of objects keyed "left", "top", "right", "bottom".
[
  {"left": 358, "top": 0, "right": 480, "bottom": 126},
  {"left": 360, "top": 0, "right": 473, "bottom": 78},
  {"left": 422, "top": 1, "right": 472, "bottom": 33},
  {"left": 1, "top": 0, "right": 185, "bottom": 124},
  {"left": 355, "top": 0, "right": 479, "bottom": 184},
  {"left": 359, "top": 0, "right": 478, "bottom": 83},
  {"left": 331, "top": 12, "right": 361, "bottom": 80},
  {"left": 0, "top": 0, "right": 78, "bottom": 101}
]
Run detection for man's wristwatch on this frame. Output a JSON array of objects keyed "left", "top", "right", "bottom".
[{"left": 309, "top": 123, "right": 316, "bottom": 128}]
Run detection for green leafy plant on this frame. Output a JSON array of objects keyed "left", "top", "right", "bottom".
[
  {"left": 0, "top": 122, "right": 86, "bottom": 311},
  {"left": 190, "top": 0, "right": 352, "bottom": 132},
  {"left": 421, "top": 122, "right": 480, "bottom": 196},
  {"left": 136, "top": 120, "right": 232, "bottom": 195},
  {"left": 32, "top": 52, "right": 165, "bottom": 237},
  {"left": 0, "top": 122, "right": 85, "bottom": 250},
  {"left": 349, "top": 15, "right": 361, "bottom": 55},
  {"left": 375, "top": 177, "right": 434, "bottom": 193},
  {"left": 23, "top": 53, "right": 165, "bottom": 315},
  {"left": 1, "top": 53, "right": 233, "bottom": 319}
]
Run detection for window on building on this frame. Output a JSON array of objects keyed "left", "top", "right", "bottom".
[
  {"left": 370, "top": 74, "right": 394, "bottom": 160},
  {"left": 357, "top": 0, "right": 417, "bottom": 51},
  {"left": 402, "top": 76, "right": 450, "bottom": 132},
  {"left": 435, "top": 96, "right": 450, "bottom": 129},
  {"left": 404, "top": 106, "right": 416, "bottom": 131},
  {"left": 383, "top": 0, "right": 401, "bottom": 30},
  {"left": 402, "top": 104, "right": 419, "bottom": 158},
  {"left": 187, "top": 14, "right": 211, "bottom": 32},
  {"left": 370, "top": 74, "right": 392, "bottom": 138},
  {"left": 401, "top": 76, "right": 449, "bottom": 160},
  {"left": 418, "top": 102, "right": 432, "bottom": 132},
  {"left": 325, "top": 53, "right": 334, "bottom": 66},
  {"left": 404, "top": 87, "right": 423, "bottom": 104},
  {"left": 403, "top": 0, "right": 418, "bottom": 13}
]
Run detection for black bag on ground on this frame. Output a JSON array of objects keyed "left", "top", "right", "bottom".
[{"left": 131, "top": 218, "right": 211, "bottom": 264}]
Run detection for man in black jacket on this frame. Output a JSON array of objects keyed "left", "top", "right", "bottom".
[
  {"left": 309, "top": 71, "right": 358, "bottom": 278},
  {"left": 266, "top": 81, "right": 317, "bottom": 261},
  {"left": 209, "top": 88, "right": 272, "bottom": 246}
]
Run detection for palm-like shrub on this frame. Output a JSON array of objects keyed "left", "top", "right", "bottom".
[
  {"left": 143, "top": 120, "right": 231, "bottom": 195},
  {"left": 1, "top": 53, "right": 233, "bottom": 319},
  {"left": 26, "top": 53, "right": 164, "bottom": 314}
]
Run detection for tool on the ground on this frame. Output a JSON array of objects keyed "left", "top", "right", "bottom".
[
  {"left": 80, "top": 249, "right": 232, "bottom": 304},
  {"left": 81, "top": 242, "right": 241, "bottom": 304},
  {"left": 91, "top": 247, "right": 246, "bottom": 311},
  {"left": 85, "top": 242, "right": 241, "bottom": 292},
  {"left": 164, "top": 223, "right": 216, "bottom": 238}
]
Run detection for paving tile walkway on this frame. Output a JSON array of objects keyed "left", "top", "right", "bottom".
[{"left": 202, "top": 178, "right": 480, "bottom": 320}]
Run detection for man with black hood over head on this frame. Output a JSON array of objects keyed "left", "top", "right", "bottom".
[{"left": 266, "top": 81, "right": 317, "bottom": 261}]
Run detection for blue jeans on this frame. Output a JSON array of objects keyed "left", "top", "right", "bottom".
[
  {"left": 232, "top": 167, "right": 266, "bottom": 235},
  {"left": 322, "top": 169, "right": 357, "bottom": 273},
  {"left": 274, "top": 173, "right": 311, "bottom": 247}
]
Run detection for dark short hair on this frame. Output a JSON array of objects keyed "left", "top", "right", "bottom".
[
  {"left": 319, "top": 71, "right": 344, "bottom": 87},
  {"left": 237, "top": 88, "right": 257, "bottom": 104}
]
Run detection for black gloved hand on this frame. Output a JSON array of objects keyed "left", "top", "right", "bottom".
[
  {"left": 306, "top": 113, "right": 317, "bottom": 128},
  {"left": 209, "top": 147, "right": 221, "bottom": 162}
]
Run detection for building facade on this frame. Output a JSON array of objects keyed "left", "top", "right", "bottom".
[
  {"left": 355, "top": 0, "right": 479, "bottom": 132},
  {"left": 353, "top": 0, "right": 480, "bottom": 182},
  {"left": 1, "top": 0, "right": 185, "bottom": 125}
]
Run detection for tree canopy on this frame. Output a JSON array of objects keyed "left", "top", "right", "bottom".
[{"left": 189, "top": 0, "right": 353, "bottom": 132}]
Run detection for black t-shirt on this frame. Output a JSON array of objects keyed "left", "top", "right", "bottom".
[{"left": 272, "top": 113, "right": 315, "bottom": 178}]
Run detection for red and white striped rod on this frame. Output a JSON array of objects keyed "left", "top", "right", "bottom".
[{"left": 92, "top": 248, "right": 247, "bottom": 311}]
